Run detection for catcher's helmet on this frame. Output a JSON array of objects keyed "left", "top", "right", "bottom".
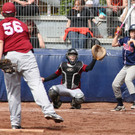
[
  {"left": 66, "top": 48, "right": 78, "bottom": 65},
  {"left": 2, "top": 2, "right": 16, "bottom": 14},
  {"left": 129, "top": 24, "right": 135, "bottom": 32}
]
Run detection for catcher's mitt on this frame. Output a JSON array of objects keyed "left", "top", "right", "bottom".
[
  {"left": 114, "top": 26, "right": 122, "bottom": 36},
  {"left": 0, "top": 59, "right": 16, "bottom": 74},
  {"left": 91, "top": 44, "right": 106, "bottom": 60}
]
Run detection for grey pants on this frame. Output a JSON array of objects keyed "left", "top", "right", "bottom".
[
  {"left": 112, "top": 65, "right": 135, "bottom": 98},
  {"left": 50, "top": 84, "right": 84, "bottom": 98},
  {"left": 4, "top": 51, "right": 55, "bottom": 126}
]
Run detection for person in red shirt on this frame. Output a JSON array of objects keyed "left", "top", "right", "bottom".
[
  {"left": 42, "top": 48, "right": 97, "bottom": 109},
  {"left": 0, "top": 2, "right": 63, "bottom": 129}
]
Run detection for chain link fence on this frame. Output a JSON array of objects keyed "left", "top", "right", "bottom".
[{"left": 0, "top": 0, "right": 133, "bottom": 49}]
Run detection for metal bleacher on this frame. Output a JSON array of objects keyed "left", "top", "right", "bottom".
[
  {"left": 0, "top": 14, "right": 117, "bottom": 50},
  {"left": 34, "top": 15, "right": 118, "bottom": 49}
]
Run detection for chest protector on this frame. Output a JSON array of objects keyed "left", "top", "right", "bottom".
[{"left": 60, "top": 61, "right": 83, "bottom": 89}]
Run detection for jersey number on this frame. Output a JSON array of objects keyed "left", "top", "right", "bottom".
[{"left": 3, "top": 21, "right": 23, "bottom": 35}]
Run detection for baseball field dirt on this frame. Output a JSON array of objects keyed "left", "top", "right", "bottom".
[{"left": 0, "top": 102, "right": 135, "bottom": 135}]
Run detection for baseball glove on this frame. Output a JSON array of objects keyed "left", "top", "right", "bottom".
[
  {"left": 91, "top": 44, "right": 106, "bottom": 60},
  {"left": 0, "top": 59, "right": 16, "bottom": 74}
]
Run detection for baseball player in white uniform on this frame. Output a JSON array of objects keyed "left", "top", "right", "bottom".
[{"left": 0, "top": 2, "right": 63, "bottom": 129}]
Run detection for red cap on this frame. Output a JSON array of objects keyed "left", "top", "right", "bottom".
[{"left": 2, "top": 2, "right": 16, "bottom": 14}]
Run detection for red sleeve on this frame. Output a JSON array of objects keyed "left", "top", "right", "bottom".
[
  {"left": 82, "top": 64, "right": 87, "bottom": 72},
  {"left": 55, "top": 68, "right": 62, "bottom": 75},
  {"left": 0, "top": 24, "right": 4, "bottom": 41}
]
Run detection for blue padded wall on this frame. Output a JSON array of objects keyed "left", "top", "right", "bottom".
[{"left": 0, "top": 49, "right": 133, "bottom": 102}]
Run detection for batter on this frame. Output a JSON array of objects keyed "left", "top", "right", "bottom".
[{"left": 112, "top": 24, "right": 135, "bottom": 111}]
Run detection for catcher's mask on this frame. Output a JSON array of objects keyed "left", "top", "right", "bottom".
[{"left": 66, "top": 48, "right": 78, "bottom": 65}]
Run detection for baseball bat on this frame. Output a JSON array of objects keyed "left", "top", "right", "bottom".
[{"left": 117, "top": 4, "right": 135, "bottom": 34}]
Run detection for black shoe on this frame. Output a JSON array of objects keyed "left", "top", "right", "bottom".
[
  {"left": 131, "top": 101, "right": 135, "bottom": 109},
  {"left": 111, "top": 105, "right": 125, "bottom": 111},
  {"left": 53, "top": 100, "right": 62, "bottom": 109},
  {"left": 12, "top": 125, "right": 22, "bottom": 129},
  {"left": 70, "top": 104, "right": 81, "bottom": 109}
]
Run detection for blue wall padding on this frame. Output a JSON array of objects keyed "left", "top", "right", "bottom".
[{"left": 0, "top": 49, "right": 133, "bottom": 102}]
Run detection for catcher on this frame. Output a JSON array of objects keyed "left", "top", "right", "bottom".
[{"left": 42, "top": 47, "right": 106, "bottom": 109}]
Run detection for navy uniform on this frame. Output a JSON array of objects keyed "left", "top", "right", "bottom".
[
  {"left": 43, "top": 48, "right": 96, "bottom": 109},
  {"left": 112, "top": 24, "right": 135, "bottom": 111}
]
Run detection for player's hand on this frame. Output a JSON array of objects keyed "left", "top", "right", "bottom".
[
  {"left": 114, "top": 26, "right": 122, "bottom": 37},
  {"left": 128, "top": 39, "right": 135, "bottom": 47},
  {"left": 41, "top": 77, "right": 45, "bottom": 82}
]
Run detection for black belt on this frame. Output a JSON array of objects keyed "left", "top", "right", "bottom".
[{"left": 4, "top": 52, "right": 8, "bottom": 56}]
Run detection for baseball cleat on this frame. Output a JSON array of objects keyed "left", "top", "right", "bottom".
[
  {"left": 45, "top": 113, "right": 64, "bottom": 123},
  {"left": 12, "top": 125, "right": 22, "bottom": 129},
  {"left": 70, "top": 104, "right": 81, "bottom": 109},
  {"left": 111, "top": 105, "right": 125, "bottom": 111},
  {"left": 131, "top": 101, "right": 135, "bottom": 109}
]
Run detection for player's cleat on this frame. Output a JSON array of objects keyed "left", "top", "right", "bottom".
[
  {"left": 12, "top": 125, "right": 22, "bottom": 129},
  {"left": 111, "top": 105, "right": 125, "bottom": 111},
  {"left": 70, "top": 104, "right": 81, "bottom": 109},
  {"left": 45, "top": 113, "right": 64, "bottom": 123},
  {"left": 131, "top": 101, "right": 135, "bottom": 109}
]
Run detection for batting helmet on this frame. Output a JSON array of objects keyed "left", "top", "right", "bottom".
[
  {"left": 66, "top": 48, "right": 78, "bottom": 65},
  {"left": 2, "top": 2, "right": 16, "bottom": 14},
  {"left": 129, "top": 24, "right": 135, "bottom": 32}
]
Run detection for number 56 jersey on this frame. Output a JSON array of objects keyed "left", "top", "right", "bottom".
[{"left": 0, "top": 17, "right": 33, "bottom": 54}]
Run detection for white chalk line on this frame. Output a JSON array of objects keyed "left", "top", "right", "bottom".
[{"left": 0, "top": 106, "right": 135, "bottom": 115}]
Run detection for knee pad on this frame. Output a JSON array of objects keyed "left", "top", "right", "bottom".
[
  {"left": 74, "top": 93, "right": 85, "bottom": 104},
  {"left": 48, "top": 86, "right": 60, "bottom": 101}
]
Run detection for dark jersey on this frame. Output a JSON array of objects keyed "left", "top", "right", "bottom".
[
  {"left": 67, "top": 7, "right": 94, "bottom": 27},
  {"left": 118, "top": 37, "right": 135, "bottom": 65},
  {"left": 44, "top": 59, "right": 96, "bottom": 89}
]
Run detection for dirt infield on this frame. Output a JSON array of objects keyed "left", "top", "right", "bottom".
[{"left": 0, "top": 102, "right": 135, "bottom": 135}]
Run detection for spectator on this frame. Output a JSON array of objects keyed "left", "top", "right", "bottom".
[
  {"left": 10, "top": 0, "right": 39, "bottom": 17},
  {"left": 85, "top": 0, "right": 99, "bottom": 17},
  {"left": 98, "top": 7, "right": 106, "bottom": 19},
  {"left": 106, "top": 0, "right": 127, "bottom": 38},
  {"left": 120, "top": 0, "right": 135, "bottom": 36},
  {"left": 25, "top": 20, "right": 45, "bottom": 48},
  {"left": 85, "top": 0, "right": 103, "bottom": 38},
  {"left": 63, "top": 0, "right": 94, "bottom": 49}
]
